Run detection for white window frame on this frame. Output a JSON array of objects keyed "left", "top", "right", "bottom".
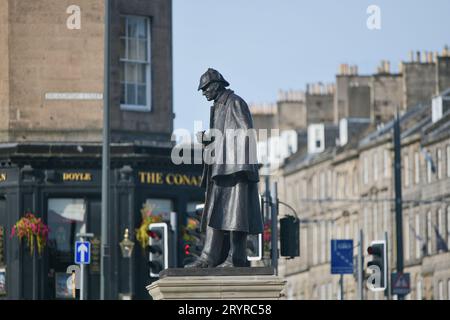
[
  {"left": 404, "top": 154, "right": 410, "bottom": 187},
  {"left": 447, "top": 145, "right": 450, "bottom": 178},
  {"left": 120, "top": 15, "right": 152, "bottom": 112},
  {"left": 448, "top": 279, "right": 450, "bottom": 300},
  {"left": 321, "top": 222, "right": 326, "bottom": 263},
  {"left": 327, "top": 170, "right": 332, "bottom": 198},
  {"left": 383, "top": 201, "right": 389, "bottom": 234},
  {"left": 416, "top": 279, "right": 423, "bottom": 300},
  {"left": 363, "top": 156, "right": 369, "bottom": 185},
  {"left": 373, "top": 205, "right": 378, "bottom": 239},
  {"left": 438, "top": 280, "right": 444, "bottom": 300},
  {"left": 447, "top": 206, "right": 450, "bottom": 248},
  {"left": 384, "top": 149, "right": 390, "bottom": 178},
  {"left": 405, "top": 210, "right": 410, "bottom": 261},
  {"left": 427, "top": 159, "right": 432, "bottom": 184},
  {"left": 415, "top": 212, "right": 421, "bottom": 259},
  {"left": 427, "top": 211, "right": 432, "bottom": 254},
  {"left": 373, "top": 152, "right": 379, "bottom": 181},
  {"left": 414, "top": 151, "right": 420, "bottom": 184},
  {"left": 437, "top": 148, "right": 443, "bottom": 180},
  {"left": 320, "top": 172, "right": 326, "bottom": 199},
  {"left": 312, "top": 224, "right": 318, "bottom": 265},
  {"left": 364, "top": 206, "right": 369, "bottom": 244}
]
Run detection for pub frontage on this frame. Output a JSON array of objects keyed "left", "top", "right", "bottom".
[{"left": 0, "top": 142, "right": 204, "bottom": 300}]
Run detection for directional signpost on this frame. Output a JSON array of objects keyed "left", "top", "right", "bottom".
[
  {"left": 75, "top": 233, "right": 94, "bottom": 300},
  {"left": 331, "top": 239, "right": 354, "bottom": 300},
  {"left": 75, "top": 241, "right": 91, "bottom": 265}
]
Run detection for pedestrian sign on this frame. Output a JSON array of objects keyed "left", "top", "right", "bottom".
[
  {"left": 331, "top": 240, "right": 354, "bottom": 274},
  {"left": 391, "top": 272, "right": 410, "bottom": 296},
  {"left": 75, "top": 241, "right": 91, "bottom": 265}
]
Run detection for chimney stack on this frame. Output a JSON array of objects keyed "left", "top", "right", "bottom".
[{"left": 409, "top": 51, "right": 414, "bottom": 62}]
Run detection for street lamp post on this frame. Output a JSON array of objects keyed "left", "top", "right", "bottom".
[
  {"left": 101, "top": 0, "right": 111, "bottom": 300},
  {"left": 119, "top": 228, "right": 135, "bottom": 299}
]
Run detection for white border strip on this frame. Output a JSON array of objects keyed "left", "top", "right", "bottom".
[{"left": 45, "top": 93, "right": 103, "bottom": 100}]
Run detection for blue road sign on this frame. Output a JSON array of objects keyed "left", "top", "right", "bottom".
[
  {"left": 75, "top": 241, "right": 91, "bottom": 265},
  {"left": 391, "top": 272, "right": 410, "bottom": 296},
  {"left": 331, "top": 239, "right": 354, "bottom": 274}
]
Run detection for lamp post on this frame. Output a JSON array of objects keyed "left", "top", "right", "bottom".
[
  {"left": 119, "top": 229, "right": 135, "bottom": 300},
  {"left": 119, "top": 229, "right": 135, "bottom": 258},
  {"left": 101, "top": 0, "right": 111, "bottom": 300}
]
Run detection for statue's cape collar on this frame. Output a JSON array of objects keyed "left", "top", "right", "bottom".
[{"left": 214, "top": 89, "right": 234, "bottom": 106}]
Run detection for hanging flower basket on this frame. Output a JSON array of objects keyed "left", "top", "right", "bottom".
[
  {"left": 263, "top": 221, "right": 271, "bottom": 254},
  {"left": 11, "top": 213, "right": 49, "bottom": 257},
  {"left": 135, "top": 203, "right": 163, "bottom": 251}
]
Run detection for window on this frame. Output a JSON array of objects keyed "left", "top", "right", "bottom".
[
  {"left": 47, "top": 198, "right": 87, "bottom": 299},
  {"left": 320, "top": 284, "right": 326, "bottom": 300},
  {"left": 363, "top": 156, "right": 369, "bottom": 185},
  {"left": 427, "top": 211, "right": 432, "bottom": 255},
  {"left": 321, "top": 222, "right": 326, "bottom": 263},
  {"left": 405, "top": 211, "right": 410, "bottom": 261},
  {"left": 353, "top": 219, "right": 358, "bottom": 254},
  {"left": 320, "top": 172, "right": 326, "bottom": 199},
  {"left": 447, "top": 145, "right": 450, "bottom": 178},
  {"left": 345, "top": 173, "right": 350, "bottom": 197},
  {"left": 404, "top": 154, "right": 410, "bottom": 187},
  {"left": 353, "top": 169, "right": 359, "bottom": 195},
  {"left": 374, "top": 153, "right": 379, "bottom": 181},
  {"left": 327, "top": 170, "right": 332, "bottom": 198},
  {"left": 437, "top": 149, "right": 443, "bottom": 180},
  {"left": 145, "top": 198, "right": 173, "bottom": 216},
  {"left": 447, "top": 206, "right": 450, "bottom": 248},
  {"left": 438, "top": 208, "right": 444, "bottom": 241},
  {"left": 415, "top": 212, "right": 421, "bottom": 259},
  {"left": 384, "top": 150, "right": 390, "bottom": 178},
  {"left": 414, "top": 152, "right": 420, "bottom": 184},
  {"left": 438, "top": 281, "right": 444, "bottom": 300},
  {"left": 344, "top": 222, "right": 350, "bottom": 239},
  {"left": 120, "top": 16, "right": 151, "bottom": 111},
  {"left": 373, "top": 205, "right": 378, "bottom": 239},
  {"left": 327, "top": 283, "right": 333, "bottom": 300},
  {"left": 327, "top": 221, "right": 333, "bottom": 259},
  {"left": 312, "top": 224, "right": 318, "bottom": 265},
  {"left": 383, "top": 202, "right": 389, "bottom": 234},
  {"left": 364, "top": 207, "right": 369, "bottom": 244},
  {"left": 416, "top": 279, "right": 423, "bottom": 300},
  {"left": 448, "top": 279, "right": 450, "bottom": 301},
  {"left": 427, "top": 159, "right": 432, "bottom": 183},
  {"left": 312, "top": 174, "right": 317, "bottom": 200}
]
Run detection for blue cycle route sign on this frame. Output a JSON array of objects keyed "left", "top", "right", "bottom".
[
  {"left": 331, "top": 239, "right": 354, "bottom": 274},
  {"left": 75, "top": 241, "right": 91, "bottom": 265}
]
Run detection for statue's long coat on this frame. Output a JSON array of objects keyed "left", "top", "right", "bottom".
[{"left": 200, "top": 89, "right": 264, "bottom": 235}]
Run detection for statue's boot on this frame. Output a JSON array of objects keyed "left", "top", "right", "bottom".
[
  {"left": 217, "top": 231, "right": 248, "bottom": 267},
  {"left": 184, "top": 226, "right": 224, "bottom": 268}
]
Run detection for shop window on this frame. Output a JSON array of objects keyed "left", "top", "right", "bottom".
[
  {"left": 0, "top": 197, "right": 6, "bottom": 297},
  {"left": 47, "top": 198, "right": 86, "bottom": 299}
]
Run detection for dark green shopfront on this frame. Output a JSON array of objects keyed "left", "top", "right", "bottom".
[{"left": 0, "top": 142, "right": 204, "bottom": 300}]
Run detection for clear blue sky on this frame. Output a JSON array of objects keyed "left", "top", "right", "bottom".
[{"left": 172, "top": 0, "right": 450, "bottom": 133}]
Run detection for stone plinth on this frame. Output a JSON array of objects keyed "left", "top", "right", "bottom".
[{"left": 146, "top": 268, "right": 285, "bottom": 300}]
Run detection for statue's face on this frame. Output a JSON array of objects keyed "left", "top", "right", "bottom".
[{"left": 202, "top": 82, "right": 222, "bottom": 101}]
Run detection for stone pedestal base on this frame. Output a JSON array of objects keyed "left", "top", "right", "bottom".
[{"left": 146, "top": 268, "right": 285, "bottom": 300}]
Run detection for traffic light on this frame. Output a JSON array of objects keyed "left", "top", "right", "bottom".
[
  {"left": 182, "top": 208, "right": 204, "bottom": 266},
  {"left": 148, "top": 222, "right": 168, "bottom": 277},
  {"left": 367, "top": 240, "right": 387, "bottom": 291},
  {"left": 247, "top": 233, "right": 262, "bottom": 261},
  {"left": 280, "top": 215, "right": 300, "bottom": 258}
]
